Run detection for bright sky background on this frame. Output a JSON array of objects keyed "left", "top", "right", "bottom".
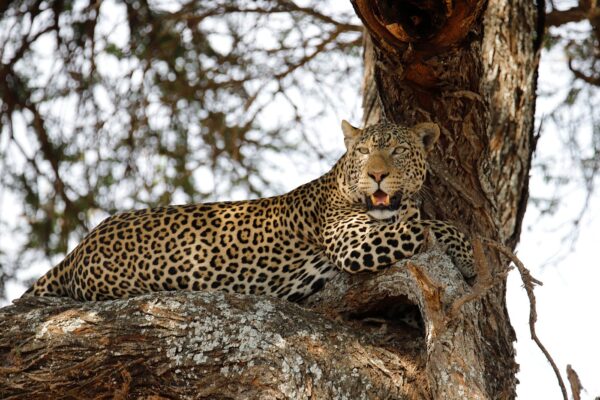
[
  {"left": 2, "top": 2, "right": 599, "bottom": 399},
  {"left": 505, "top": 33, "right": 600, "bottom": 398}
]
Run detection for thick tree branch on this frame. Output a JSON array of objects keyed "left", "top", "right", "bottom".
[{"left": 2, "top": 249, "right": 492, "bottom": 399}]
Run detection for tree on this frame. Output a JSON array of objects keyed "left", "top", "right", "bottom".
[
  {"left": 351, "top": 0, "right": 540, "bottom": 395},
  {"left": 0, "top": 0, "right": 587, "bottom": 399}
]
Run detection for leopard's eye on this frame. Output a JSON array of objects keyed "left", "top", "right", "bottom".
[
  {"left": 356, "top": 146, "right": 369, "bottom": 155},
  {"left": 392, "top": 147, "right": 408, "bottom": 156}
]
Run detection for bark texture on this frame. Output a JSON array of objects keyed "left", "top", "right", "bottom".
[
  {"left": 353, "top": 0, "right": 541, "bottom": 397},
  {"left": 3, "top": 249, "right": 481, "bottom": 400}
]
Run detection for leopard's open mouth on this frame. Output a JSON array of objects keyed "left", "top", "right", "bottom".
[{"left": 365, "top": 190, "right": 403, "bottom": 210}]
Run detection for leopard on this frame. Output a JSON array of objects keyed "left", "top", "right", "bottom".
[{"left": 24, "top": 120, "right": 475, "bottom": 302}]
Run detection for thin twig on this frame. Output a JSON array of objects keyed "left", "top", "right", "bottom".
[
  {"left": 274, "top": 26, "right": 344, "bottom": 80},
  {"left": 481, "top": 238, "right": 568, "bottom": 400}
]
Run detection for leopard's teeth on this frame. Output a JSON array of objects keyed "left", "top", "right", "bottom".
[{"left": 371, "top": 194, "right": 391, "bottom": 206}]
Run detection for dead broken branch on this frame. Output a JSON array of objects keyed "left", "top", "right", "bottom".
[
  {"left": 448, "top": 237, "right": 505, "bottom": 318},
  {"left": 567, "top": 364, "right": 583, "bottom": 400},
  {"left": 480, "top": 238, "right": 568, "bottom": 400}
]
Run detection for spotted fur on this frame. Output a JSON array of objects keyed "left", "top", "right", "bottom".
[{"left": 25, "top": 121, "right": 474, "bottom": 301}]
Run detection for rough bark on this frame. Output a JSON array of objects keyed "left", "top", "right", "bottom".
[
  {"left": 1, "top": 247, "right": 487, "bottom": 399},
  {"left": 353, "top": 0, "right": 541, "bottom": 397},
  {"left": 0, "top": 1, "right": 540, "bottom": 399}
]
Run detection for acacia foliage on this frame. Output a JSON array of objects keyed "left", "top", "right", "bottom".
[
  {"left": 534, "top": 0, "right": 600, "bottom": 221},
  {"left": 0, "top": 0, "right": 362, "bottom": 293}
]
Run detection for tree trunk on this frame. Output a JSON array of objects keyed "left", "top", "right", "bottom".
[
  {"left": 0, "top": 1, "right": 540, "bottom": 399},
  {"left": 354, "top": 0, "right": 541, "bottom": 397}
]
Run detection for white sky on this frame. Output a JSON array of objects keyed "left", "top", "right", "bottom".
[
  {"left": 507, "top": 32, "right": 600, "bottom": 398},
  {"left": 1, "top": 2, "right": 599, "bottom": 398}
]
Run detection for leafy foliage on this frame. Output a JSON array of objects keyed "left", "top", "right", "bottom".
[
  {"left": 0, "top": 0, "right": 362, "bottom": 293},
  {"left": 530, "top": 0, "right": 600, "bottom": 249}
]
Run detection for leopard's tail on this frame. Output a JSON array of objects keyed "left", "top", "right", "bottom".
[{"left": 21, "top": 257, "right": 73, "bottom": 299}]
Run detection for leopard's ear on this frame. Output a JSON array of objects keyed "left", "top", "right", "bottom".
[
  {"left": 413, "top": 122, "right": 440, "bottom": 152},
  {"left": 341, "top": 120, "right": 361, "bottom": 150}
]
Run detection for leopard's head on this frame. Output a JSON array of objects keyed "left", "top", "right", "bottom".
[{"left": 339, "top": 120, "right": 439, "bottom": 220}]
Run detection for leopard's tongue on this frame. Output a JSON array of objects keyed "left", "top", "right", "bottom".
[{"left": 371, "top": 190, "right": 390, "bottom": 206}]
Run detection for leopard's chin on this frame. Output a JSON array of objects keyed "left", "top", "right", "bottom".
[{"left": 367, "top": 209, "right": 400, "bottom": 220}]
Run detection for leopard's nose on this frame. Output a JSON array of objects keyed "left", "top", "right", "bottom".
[{"left": 368, "top": 172, "right": 388, "bottom": 183}]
